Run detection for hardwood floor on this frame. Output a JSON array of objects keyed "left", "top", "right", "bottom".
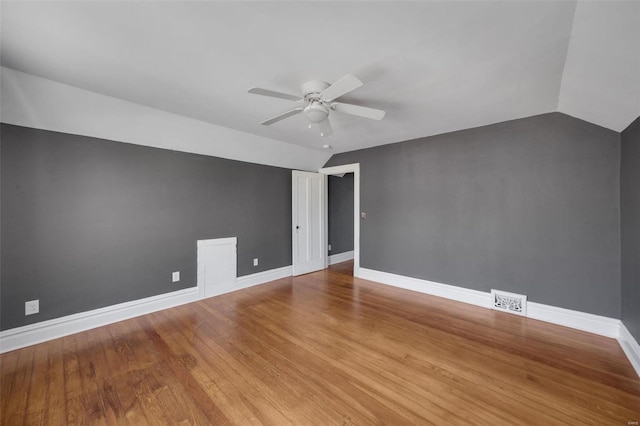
[{"left": 2, "top": 261, "right": 639, "bottom": 425}]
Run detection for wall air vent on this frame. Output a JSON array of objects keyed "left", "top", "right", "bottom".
[{"left": 491, "top": 290, "right": 527, "bottom": 316}]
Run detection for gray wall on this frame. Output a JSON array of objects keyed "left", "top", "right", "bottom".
[
  {"left": 328, "top": 173, "right": 354, "bottom": 255},
  {"left": 621, "top": 116, "right": 640, "bottom": 340},
  {"left": 326, "top": 113, "right": 622, "bottom": 318},
  {"left": 1, "top": 124, "right": 292, "bottom": 330}
]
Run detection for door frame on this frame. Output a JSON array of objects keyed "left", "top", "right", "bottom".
[{"left": 319, "top": 163, "right": 361, "bottom": 277}]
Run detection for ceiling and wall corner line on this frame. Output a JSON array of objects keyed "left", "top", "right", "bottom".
[{"left": 553, "top": 0, "right": 579, "bottom": 114}]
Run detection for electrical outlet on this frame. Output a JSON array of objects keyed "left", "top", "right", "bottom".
[
  {"left": 253, "top": 258, "right": 259, "bottom": 266},
  {"left": 25, "top": 299, "right": 39, "bottom": 316},
  {"left": 172, "top": 271, "right": 180, "bottom": 283},
  {"left": 328, "top": 244, "right": 332, "bottom": 251}
]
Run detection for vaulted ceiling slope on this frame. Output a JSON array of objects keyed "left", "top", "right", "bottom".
[{"left": 1, "top": 1, "right": 638, "bottom": 166}]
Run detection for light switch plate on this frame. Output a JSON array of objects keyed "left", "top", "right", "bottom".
[{"left": 172, "top": 271, "right": 180, "bottom": 282}]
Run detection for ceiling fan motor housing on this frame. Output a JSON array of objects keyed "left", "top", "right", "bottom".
[{"left": 301, "top": 80, "right": 331, "bottom": 99}]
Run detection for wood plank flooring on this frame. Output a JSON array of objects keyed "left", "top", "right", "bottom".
[{"left": 2, "top": 261, "right": 639, "bottom": 425}]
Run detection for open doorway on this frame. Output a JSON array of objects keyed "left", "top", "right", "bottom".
[
  {"left": 319, "top": 163, "right": 360, "bottom": 277},
  {"left": 327, "top": 172, "right": 354, "bottom": 275}
]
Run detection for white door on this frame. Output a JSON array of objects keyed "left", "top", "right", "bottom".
[
  {"left": 292, "top": 171, "right": 326, "bottom": 276},
  {"left": 197, "top": 237, "right": 237, "bottom": 298}
]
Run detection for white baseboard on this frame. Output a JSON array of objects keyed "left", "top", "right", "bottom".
[
  {"left": 0, "top": 287, "right": 200, "bottom": 354},
  {"left": 0, "top": 265, "right": 294, "bottom": 354},
  {"left": 329, "top": 251, "right": 354, "bottom": 265},
  {"left": 358, "top": 268, "right": 491, "bottom": 308},
  {"left": 358, "top": 268, "right": 622, "bottom": 338},
  {"left": 527, "top": 302, "right": 620, "bottom": 338},
  {"left": 236, "top": 265, "right": 292, "bottom": 289},
  {"left": 618, "top": 323, "right": 640, "bottom": 378},
  {"left": 358, "top": 267, "right": 640, "bottom": 377}
]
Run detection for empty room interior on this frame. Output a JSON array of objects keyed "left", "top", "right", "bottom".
[{"left": 1, "top": 1, "right": 640, "bottom": 424}]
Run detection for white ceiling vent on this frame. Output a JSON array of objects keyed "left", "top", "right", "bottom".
[{"left": 491, "top": 290, "right": 527, "bottom": 317}]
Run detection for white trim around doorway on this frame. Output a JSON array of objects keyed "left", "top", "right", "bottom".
[{"left": 319, "top": 163, "right": 361, "bottom": 277}]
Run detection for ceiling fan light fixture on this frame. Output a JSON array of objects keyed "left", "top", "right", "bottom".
[{"left": 304, "top": 102, "right": 329, "bottom": 123}]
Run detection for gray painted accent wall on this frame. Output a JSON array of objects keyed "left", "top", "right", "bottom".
[
  {"left": 621, "top": 116, "right": 640, "bottom": 340},
  {"left": 1, "top": 124, "right": 292, "bottom": 330},
  {"left": 326, "top": 113, "right": 622, "bottom": 318},
  {"left": 328, "top": 173, "right": 354, "bottom": 255}
]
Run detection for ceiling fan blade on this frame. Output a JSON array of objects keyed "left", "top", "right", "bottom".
[
  {"left": 321, "top": 74, "right": 363, "bottom": 102},
  {"left": 248, "top": 87, "right": 301, "bottom": 102},
  {"left": 319, "top": 119, "right": 333, "bottom": 137},
  {"left": 332, "top": 102, "right": 385, "bottom": 120},
  {"left": 260, "top": 108, "right": 304, "bottom": 125}
]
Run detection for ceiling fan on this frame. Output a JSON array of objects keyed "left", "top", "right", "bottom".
[{"left": 248, "top": 74, "right": 385, "bottom": 137}]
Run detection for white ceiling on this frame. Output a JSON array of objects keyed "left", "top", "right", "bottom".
[{"left": 1, "top": 1, "right": 639, "bottom": 156}]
